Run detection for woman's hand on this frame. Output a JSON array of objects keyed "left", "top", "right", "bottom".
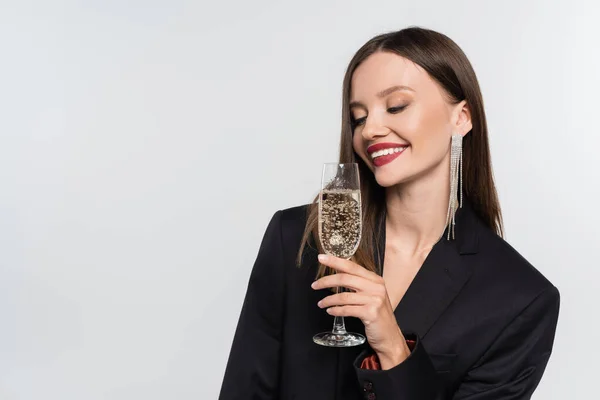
[{"left": 312, "top": 254, "right": 411, "bottom": 369}]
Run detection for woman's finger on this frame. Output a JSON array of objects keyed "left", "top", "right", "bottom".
[
  {"left": 317, "top": 254, "right": 381, "bottom": 282},
  {"left": 318, "top": 291, "right": 372, "bottom": 308},
  {"left": 312, "top": 272, "right": 375, "bottom": 292},
  {"left": 325, "top": 305, "right": 367, "bottom": 319}
]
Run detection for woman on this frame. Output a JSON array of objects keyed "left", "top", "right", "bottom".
[{"left": 219, "top": 27, "right": 560, "bottom": 400}]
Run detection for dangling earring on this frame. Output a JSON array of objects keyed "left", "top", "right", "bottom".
[{"left": 445, "top": 134, "right": 463, "bottom": 240}]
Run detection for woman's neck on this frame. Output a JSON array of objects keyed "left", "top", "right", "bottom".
[{"left": 384, "top": 162, "right": 450, "bottom": 257}]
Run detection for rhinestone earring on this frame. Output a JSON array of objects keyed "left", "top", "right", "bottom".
[{"left": 445, "top": 134, "right": 463, "bottom": 240}]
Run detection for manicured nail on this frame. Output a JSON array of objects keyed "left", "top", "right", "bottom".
[
  {"left": 317, "top": 300, "right": 323, "bottom": 308},
  {"left": 311, "top": 281, "right": 317, "bottom": 289},
  {"left": 318, "top": 254, "right": 328, "bottom": 262}
]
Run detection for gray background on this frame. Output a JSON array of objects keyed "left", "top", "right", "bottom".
[{"left": 1, "top": 0, "right": 598, "bottom": 399}]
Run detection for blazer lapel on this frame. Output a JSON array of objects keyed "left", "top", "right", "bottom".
[
  {"left": 394, "top": 239, "right": 473, "bottom": 339},
  {"left": 376, "top": 201, "right": 480, "bottom": 339}
]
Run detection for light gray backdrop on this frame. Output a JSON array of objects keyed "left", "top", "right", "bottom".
[{"left": 1, "top": 0, "right": 598, "bottom": 399}]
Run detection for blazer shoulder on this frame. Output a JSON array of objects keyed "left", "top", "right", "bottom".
[
  {"left": 473, "top": 225, "right": 559, "bottom": 301},
  {"left": 273, "top": 204, "right": 315, "bottom": 259},
  {"left": 279, "top": 203, "right": 311, "bottom": 224},
  {"left": 277, "top": 203, "right": 311, "bottom": 234}
]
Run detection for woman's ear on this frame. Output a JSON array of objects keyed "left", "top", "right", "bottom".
[{"left": 454, "top": 100, "right": 472, "bottom": 137}]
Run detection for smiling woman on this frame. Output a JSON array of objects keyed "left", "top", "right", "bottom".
[{"left": 219, "top": 26, "right": 559, "bottom": 400}]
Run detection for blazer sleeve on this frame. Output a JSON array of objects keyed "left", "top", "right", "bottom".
[
  {"left": 353, "top": 285, "right": 560, "bottom": 400},
  {"left": 218, "top": 211, "right": 286, "bottom": 400},
  {"left": 452, "top": 285, "right": 560, "bottom": 399}
]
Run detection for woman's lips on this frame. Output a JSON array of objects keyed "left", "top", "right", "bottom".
[{"left": 372, "top": 147, "right": 407, "bottom": 167}]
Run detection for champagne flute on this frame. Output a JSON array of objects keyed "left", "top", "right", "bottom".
[{"left": 313, "top": 163, "right": 366, "bottom": 347}]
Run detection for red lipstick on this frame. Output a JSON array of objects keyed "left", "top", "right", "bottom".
[
  {"left": 367, "top": 142, "right": 408, "bottom": 154},
  {"left": 367, "top": 142, "right": 409, "bottom": 167}
]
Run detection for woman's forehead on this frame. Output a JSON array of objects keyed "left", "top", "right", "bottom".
[{"left": 350, "top": 53, "right": 437, "bottom": 102}]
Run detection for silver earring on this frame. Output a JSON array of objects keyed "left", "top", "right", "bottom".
[{"left": 445, "top": 134, "right": 463, "bottom": 240}]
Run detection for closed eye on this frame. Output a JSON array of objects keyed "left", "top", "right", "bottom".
[
  {"left": 351, "top": 105, "right": 407, "bottom": 128},
  {"left": 352, "top": 117, "right": 367, "bottom": 128},
  {"left": 388, "top": 105, "right": 407, "bottom": 113}
]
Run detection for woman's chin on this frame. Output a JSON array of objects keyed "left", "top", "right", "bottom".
[{"left": 374, "top": 170, "right": 407, "bottom": 188}]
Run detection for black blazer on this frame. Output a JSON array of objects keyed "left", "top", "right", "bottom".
[{"left": 219, "top": 201, "right": 560, "bottom": 400}]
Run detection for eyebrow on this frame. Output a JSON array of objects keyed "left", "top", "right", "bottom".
[{"left": 349, "top": 85, "right": 415, "bottom": 109}]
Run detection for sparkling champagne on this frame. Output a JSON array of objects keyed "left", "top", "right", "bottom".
[
  {"left": 318, "top": 189, "right": 362, "bottom": 259},
  {"left": 313, "top": 163, "right": 366, "bottom": 347}
]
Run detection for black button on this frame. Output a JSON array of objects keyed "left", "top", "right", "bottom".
[
  {"left": 367, "top": 393, "right": 376, "bottom": 400},
  {"left": 363, "top": 381, "right": 373, "bottom": 391}
]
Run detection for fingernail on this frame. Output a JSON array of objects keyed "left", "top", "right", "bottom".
[
  {"left": 317, "top": 300, "right": 323, "bottom": 308},
  {"left": 326, "top": 308, "right": 333, "bottom": 314},
  {"left": 318, "top": 254, "right": 328, "bottom": 262},
  {"left": 311, "top": 281, "right": 317, "bottom": 289}
]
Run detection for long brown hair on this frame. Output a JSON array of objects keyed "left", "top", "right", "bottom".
[{"left": 296, "top": 27, "right": 503, "bottom": 278}]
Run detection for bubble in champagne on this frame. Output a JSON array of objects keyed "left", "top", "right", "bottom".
[{"left": 329, "top": 233, "right": 344, "bottom": 246}]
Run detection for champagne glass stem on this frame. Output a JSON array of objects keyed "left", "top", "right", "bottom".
[
  {"left": 332, "top": 316, "right": 347, "bottom": 335},
  {"left": 332, "top": 286, "right": 347, "bottom": 335}
]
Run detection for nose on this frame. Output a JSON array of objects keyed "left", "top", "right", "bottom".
[{"left": 361, "top": 116, "right": 390, "bottom": 141}]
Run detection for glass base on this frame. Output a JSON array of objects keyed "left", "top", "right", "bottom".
[{"left": 313, "top": 331, "right": 366, "bottom": 347}]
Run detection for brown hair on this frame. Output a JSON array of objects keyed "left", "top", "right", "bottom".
[{"left": 296, "top": 27, "right": 503, "bottom": 278}]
